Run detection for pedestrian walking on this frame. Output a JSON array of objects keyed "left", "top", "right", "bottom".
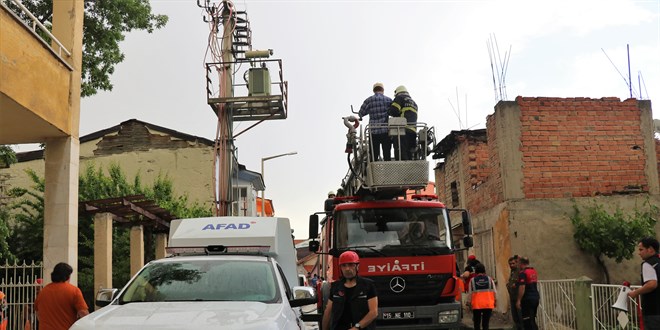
[
  {"left": 359, "top": 82, "right": 393, "bottom": 161},
  {"left": 322, "top": 251, "right": 378, "bottom": 330},
  {"left": 34, "top": 263, "right": 89, "bottom": 330},
  {"left": 507, "top": 255, "right": 523, "bottom": 329},
  {"left": 516, "top": 257, "right": 539, "bottom": 330},
  {"left": 627, "top": 237, "right": 660, "bottom": 328},
  {"left": 467, "top": 263, "right": 497, "bottom": 330}
]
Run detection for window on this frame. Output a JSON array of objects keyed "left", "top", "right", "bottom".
[
  {"left": 119, "top": 259, "right": 280, "bottom": 303},
  {"left": 451, "top": 181, "right": 459, "bottom": 207}
]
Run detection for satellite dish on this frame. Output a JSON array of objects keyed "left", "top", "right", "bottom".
[{"left": 655, "top": 119, "right": 660, "bottom": 134}]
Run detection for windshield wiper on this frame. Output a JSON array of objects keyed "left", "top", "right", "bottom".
[{"left": 345, "top": 245, "right": 387, "bottom": 257}]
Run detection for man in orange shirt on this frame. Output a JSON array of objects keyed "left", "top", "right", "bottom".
[{"left": 35, "top": 263, "right": 89, "bottom": 330}]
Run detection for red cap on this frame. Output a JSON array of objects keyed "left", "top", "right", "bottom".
[{"left": 468, "top": 255, "right": 476, "bottom": 260}]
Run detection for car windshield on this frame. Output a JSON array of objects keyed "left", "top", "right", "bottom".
[
  {"left": 119, "top": 259, "right": 280, "bottom": 304},
  {"left": 335, "top": 207, "right": 451, "bottom": 255}
]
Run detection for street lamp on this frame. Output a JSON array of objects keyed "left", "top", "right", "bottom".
[{"left": 261, "top": 152, "right": 297, "bottom": 216}]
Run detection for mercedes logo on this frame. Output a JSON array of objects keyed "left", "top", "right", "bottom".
[{"left": 389, "top": 276, "right": 406, "bottom": 293}]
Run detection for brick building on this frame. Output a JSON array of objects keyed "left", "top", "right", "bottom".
[{"left": 434, "top": 97, "right": 659, "bottom": 306}]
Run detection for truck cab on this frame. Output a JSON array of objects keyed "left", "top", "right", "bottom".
[
  {"left": 306, "top": 116, "right": 473, "bottom": 329},
  {"left": 72, "top": 217, "right": 316, "bottom": 330}
]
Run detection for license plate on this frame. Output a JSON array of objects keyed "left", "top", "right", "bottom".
[{"left": 382, "top": 311, "right": 415, "bottom": 319}]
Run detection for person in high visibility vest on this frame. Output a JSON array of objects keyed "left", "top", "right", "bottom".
[
  {"left": 0, "top": 290, "right": 7, "bottom": 330},
  {"left": 466, "top": 263, "right": 497, "bottom": 330}
]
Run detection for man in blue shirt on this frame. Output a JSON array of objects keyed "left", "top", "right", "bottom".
[{"left": 359, "top": 82, "right": 393, "bottom": 161}]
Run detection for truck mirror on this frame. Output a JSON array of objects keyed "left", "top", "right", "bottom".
[
  {"left": 461, "top": 211, "right": 472, "bottom": 236},
  {"left": 309, "top": 240, "right": 320, "bottom": 252},
  {"left": 95, "top": 288, "right": 118, "bottom": 307},
  {"left": 309, "top": 214, "right": 319, "bottom": 239},
  {"left": 463, "top": 236, "right": 474, "bottom": 248}
]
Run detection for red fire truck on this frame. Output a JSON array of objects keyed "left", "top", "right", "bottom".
[{"left": 308, "top": 116, "right": 473, "bottom": 329}]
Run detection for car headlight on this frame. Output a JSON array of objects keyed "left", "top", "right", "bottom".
[{"left": 438, "top": 310, "right": 459, "bottom": 323}]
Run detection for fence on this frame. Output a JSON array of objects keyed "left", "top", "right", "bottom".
[
  {"left": 538, "top": 279, "right": 577, "bottom": 329},
  {"left": 536, "top": 279, "right": 643, "bottom": 330},
  {"left": 592, "top": 284, "right": 642, "bottom": 330},
  {"left": 0, "top": 260, "right": 42, "bottom": 330}
]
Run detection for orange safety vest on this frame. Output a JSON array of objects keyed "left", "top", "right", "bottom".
[{"left": 469, "top": 274, "right": 496, "bottom": 310}]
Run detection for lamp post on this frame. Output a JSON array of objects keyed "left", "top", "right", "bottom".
[{"left": 261, "top": 152, "right": 297, "bottom": 216}]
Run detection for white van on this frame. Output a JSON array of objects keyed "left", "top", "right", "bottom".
[{"left": 71, "top": 217, "right": 315, "bottom": 330}]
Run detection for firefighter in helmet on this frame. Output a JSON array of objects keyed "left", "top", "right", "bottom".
[{"left": 322, "top": 251, "right": 379, "bottom": 330}]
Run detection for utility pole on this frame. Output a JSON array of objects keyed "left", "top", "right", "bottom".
[
  {"left": 214, "top": 1, "right": 235, "bottom": 216},
  {"left": 200, "top": 0, "right": 288, "bottom": 217}
]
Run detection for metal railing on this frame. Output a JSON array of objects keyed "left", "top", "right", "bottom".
[
  {"left": 592, "top": 284, "right": 641, "bottom": 330},
  {"left": 538, "top": 279, "right": 577, "bottom": 330},
  {"left": 0, "top": 260, "right": 43, "bottom": 330},
  {"left": 1, "top": 0, "right": 71, "bottom": 57}
]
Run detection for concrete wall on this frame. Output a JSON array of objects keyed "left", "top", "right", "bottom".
[{"left": 3, "top": 147, "right": 215, "bottom": 206}]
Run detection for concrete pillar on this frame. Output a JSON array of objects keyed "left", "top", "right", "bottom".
[
  {"left": 155, "top": 233, "right": 168, "bottom": 260},
  {"left": 43, "top": 0, "right": 84, "bottom": 285},
  {"left": 94, "top": 212, "right": 113, "bottom": 310},
  {"left": 638, "top": 100, "right": 659, "bottom": 195},
  {"left": 52, "top": 0, "right": 84, "bottom": 132},
  {"left": 494, "top": 101, "right": 525, "bottom": 200},
  {"left": 43, "top": 136, "right": 80, "bottom": 285},
  {"left": 130, "top": 225, "right": 144, "bottom": 277},
  {"left": 574, "top": 276, "right": 593, "bottom": 330}
]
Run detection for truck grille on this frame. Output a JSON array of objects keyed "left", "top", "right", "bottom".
[{"left": 371, "top": 273, "right": 453, "bottom": 307}]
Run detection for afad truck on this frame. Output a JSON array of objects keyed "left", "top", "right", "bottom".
[
  {"left": 308, "top": 116, "right": 473, "bottom": 329},
  {"left": 72, "top": 217, "right": 316, "bottom": 330}
]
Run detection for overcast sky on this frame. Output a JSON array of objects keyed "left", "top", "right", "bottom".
[{"left": 43, "top": 0, "right": 660, "bottom": 237}]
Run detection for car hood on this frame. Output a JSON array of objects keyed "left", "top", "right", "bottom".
[{"left": 70, "top": 301, "right": 302, "bottom": 330}]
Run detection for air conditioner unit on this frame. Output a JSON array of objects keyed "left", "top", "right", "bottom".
[{"left": 248, "top": 68, "right": 271, "bottom": 96}]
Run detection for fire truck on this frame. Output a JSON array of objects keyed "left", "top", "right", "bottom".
[{"left": 307, "top": 116, "right": 473, "bottom": 329}]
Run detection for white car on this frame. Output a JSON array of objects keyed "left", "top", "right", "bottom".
[{"left": 71, "top": 255, "right": 316, "bottom": 330}]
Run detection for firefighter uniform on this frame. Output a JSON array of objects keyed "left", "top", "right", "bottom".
[
  {"left": 517, "top": 266, "right": 540, "bottom": 330},
  {"left": 388, "top": 86, "right": 418, "bottom": 160}
]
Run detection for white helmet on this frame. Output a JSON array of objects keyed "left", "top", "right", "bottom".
[
  {"left": 394, "top": 85, "right": 408, "bottom": 95},
  {"left": 328, "top": 190, "right": 336, "bottom": 197}
]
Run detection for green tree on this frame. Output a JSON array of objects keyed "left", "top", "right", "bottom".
[
  {"left": 7, "top": 163, "right": 211, "bottom": 308},
  {"left": 11, "top": 0, "right": 168, "bottom": 97},
  {"left": 0, "top": 145, "right": 17, "bottom": 168},
  {"left": 570, "top": 200, "right": 657, "bottom": 283}
]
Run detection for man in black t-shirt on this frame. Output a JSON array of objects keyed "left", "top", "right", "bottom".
[
  {"left": 322, "top": 251, "right": 378, "bottom": 330},
  {"left": 628, "top": 237, "right": 660, "bottom": 328}
]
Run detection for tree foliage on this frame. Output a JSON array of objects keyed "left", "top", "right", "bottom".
[
  {"left": 0, "top": 145, "right": 17, "bottom": 168},
  {"left": 13, "top": 0, "right": 168, "bottom": 97},
  {"left": 570, "top": 200, "right": 657, "bottom": 283},
  {"left": 7, "top": 163, "right": 211, "bottom": 308}
]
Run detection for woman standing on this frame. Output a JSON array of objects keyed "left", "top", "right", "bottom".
[{"left": 467, "top": 263, "right": 497, "bottom": 330}]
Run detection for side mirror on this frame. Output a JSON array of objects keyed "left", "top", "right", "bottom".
[
  {"left": 290, "top": 286, "right": 317, "bottom": 307},
  {"left": 309, "top": 240, "right": 320, "bottom": 252},
  {"left": 463, "top": 236, "right": 474, "bottom": 248},
  {"left": 461, "top": 211, "right": 472, "bottom": 236},
  {"left": 309, "top": 214, "right": 319, "bottom": 239},
  {"left": 95, "top": 288, "right": 118, "bottom": 307}
]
